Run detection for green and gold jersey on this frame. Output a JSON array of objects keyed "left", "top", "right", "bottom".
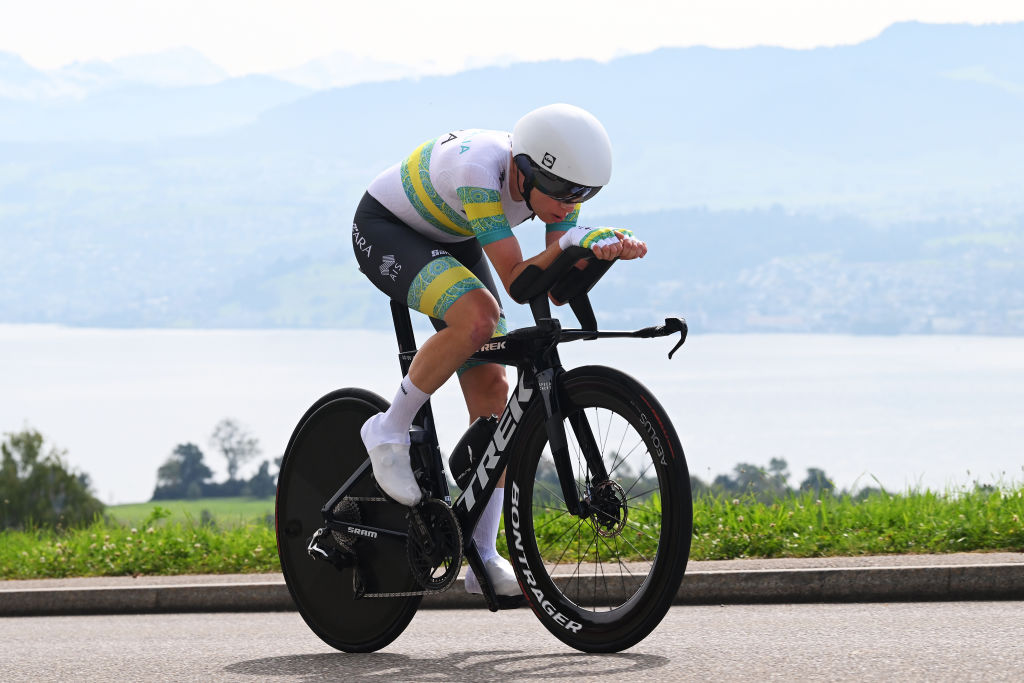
[{"left": 367, "top": 129, "right": 579, "bottom": 246}]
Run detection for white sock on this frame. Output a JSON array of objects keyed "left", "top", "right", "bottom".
[
  {"left": 362, "top": 376, "right": 430, "bottom": 449},
  {"left": 472, "top": 487, "right": 504, "bottom": 562}
]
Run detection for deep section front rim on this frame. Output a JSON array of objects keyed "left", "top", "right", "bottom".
[{"left": 506, "top": 366, "right": 692, "bottom": 652}]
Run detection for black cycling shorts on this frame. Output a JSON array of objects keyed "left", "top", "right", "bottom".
[{"left": 351, "top": 193, "right": 508, "bottom": 359}]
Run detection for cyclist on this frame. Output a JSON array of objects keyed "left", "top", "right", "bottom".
[{"left": 352, "top": 103, "right": 646, "bottom": 596}]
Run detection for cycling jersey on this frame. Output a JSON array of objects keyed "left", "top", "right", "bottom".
[
  {"left": 355, "top": 128, "right": 582, "bottom": 374},
  {"left": 367, "top": 129, "right": 580, "bottom": 246}
]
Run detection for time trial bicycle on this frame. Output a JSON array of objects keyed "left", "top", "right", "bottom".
[{"left": 275, "top": 246, "right": 692, "bottom": 653}]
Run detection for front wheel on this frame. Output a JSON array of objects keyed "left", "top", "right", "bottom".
[{"left": 504, "top": 366, "right": 692, "bottom": 652}]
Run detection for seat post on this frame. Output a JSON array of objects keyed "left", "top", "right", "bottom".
[
  {"left": 388, "top": 301, "right": 446, "bottom": 500},
  {"left": 389, "top": 300, "right": 417, "bottom": 377}
]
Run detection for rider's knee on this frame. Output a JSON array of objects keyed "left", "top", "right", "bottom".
[
  {"left": 452, "top": 295, "right": 501, "bottom": 348},
  {"left": 468, "top": 315, "right": 500, "bottom": 349}
]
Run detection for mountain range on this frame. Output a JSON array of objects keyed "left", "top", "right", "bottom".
[{"left": 1, "top": 22, "right": 1022, "bottom": 334}]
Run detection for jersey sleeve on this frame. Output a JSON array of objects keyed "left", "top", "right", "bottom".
[
  {"left": 545, "top": 204, "right": 581, "bottom": 234},
  {"left": 456, "top": 185, "right": 515, "bottom": 246}
]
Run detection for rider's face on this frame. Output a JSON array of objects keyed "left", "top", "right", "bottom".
[
  {"left": 509, "top": 153, "right": 578, "bottom": 224},
  {"left": 530, "top": 190, "right": 576, "bottom": 224}
]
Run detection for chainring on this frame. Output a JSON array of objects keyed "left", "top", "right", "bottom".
[{"left": 407, "top": 498, "right": 463, "bottom": 591}]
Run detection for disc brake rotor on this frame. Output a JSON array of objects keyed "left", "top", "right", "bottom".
[{"left": 587, "top": 479, "right": 629, "bottom": 538}]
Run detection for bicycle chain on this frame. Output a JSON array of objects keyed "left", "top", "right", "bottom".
[
  {"left": 337, "top": 496, "right": 460, "bottom": 599},
  {"left": 361, "top": 588, "right": 448, "bottom": 598}
]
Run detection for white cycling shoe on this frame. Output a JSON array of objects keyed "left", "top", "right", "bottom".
[
  {"left": 464, "top": 555, "right": 521, "bottom": 596},
  {"left": 360, "top": 415, "right": 422, "bottom": 507}
]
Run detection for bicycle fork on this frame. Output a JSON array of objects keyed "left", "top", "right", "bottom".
[{"left": 535, "top": 367, "right": 610, "bottom": 519}]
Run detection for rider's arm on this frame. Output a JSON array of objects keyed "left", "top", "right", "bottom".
[
  {"left": 483, "top": 235, "right": 564, "bottom": 296},
  {"left": 458, "top": 181, "right": 642, "bottom": 293},
  {"left": 485, "top": 226, "right": 645, "bottom": 297},
  {"left": 484, "top": 228, "right": 633, "bottom": 296},
  {"left": 455, "top": 177, "right": 570, "bottom": 293},
  {"left": 457, "top": 186, "right": 515, "bottom": 246}
]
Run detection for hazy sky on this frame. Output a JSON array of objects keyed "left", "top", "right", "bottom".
[{"left": 3, "top": 0, "right": 1024, "bottom": 75}]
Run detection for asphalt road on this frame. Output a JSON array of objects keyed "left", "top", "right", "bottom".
[{"left": 3, "top": 602, "right": 1023, "bottom": 681}]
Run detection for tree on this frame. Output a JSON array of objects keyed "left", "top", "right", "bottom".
[
  {"left": 152, "top": 443, "right": 213, "bottom": 500},
  {"left": 210, "top": 418, "right": 261, "bottom": 481},
  {"left": 689, "top": 475, "right": 710, "bottom": 498},
  {"left": 710, "top": 459, "right": 793, "bottom": 502},
  {"left": 0, "top": 428, "right": 104, "bottom": 529},
  {"left": 799, "top": 468, "right": 836, "bottom": 496},
  {"left": 767, "top": 458, "right": 790, "bottom": 492},
  {"left": 246, "top": 460, "right": 277, "bottom": 498}
]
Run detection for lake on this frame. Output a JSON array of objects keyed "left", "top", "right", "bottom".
[{"left": 2, "top": 325, "right": 1022, "bottom": 504}]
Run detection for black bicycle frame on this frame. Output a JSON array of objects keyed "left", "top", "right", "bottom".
[
  {"left": 317, "top": 307, "right": 596, "bottom": 554},
  {"left": 315, "top": 246, "right": 687, "bottom": 608}
]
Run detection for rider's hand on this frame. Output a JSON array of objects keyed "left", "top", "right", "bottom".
[
  {"left": 558, "top": 226, "right": 620, "bottom": 252},
  {"left": 559, "top": 226, "right": 647, "bottom": 261},
  {"left": 561, "top": 227, "right": 647, "bottom": 261},
  {"left": 612, "top": 229, "right": 647, "bottom": 261}
]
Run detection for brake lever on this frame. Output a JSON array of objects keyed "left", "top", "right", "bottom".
[
  {"left": 664, "top": 317, "right": 688, "bottom": 359},
  {"left": 631, "top": 317, "right": 688, "bottom": 358}
]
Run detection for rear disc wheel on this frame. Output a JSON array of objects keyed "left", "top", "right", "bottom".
[{"left": 275, "top": 388, "right": 421, "bottom": 653}]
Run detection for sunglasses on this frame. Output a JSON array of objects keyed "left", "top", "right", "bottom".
[{"left": 514, "top": 155, "right": 603, "bottom": 203}]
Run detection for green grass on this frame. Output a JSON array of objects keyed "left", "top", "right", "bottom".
[
  {"left": 107, "top": 497, "right": 274, "bottom": 527},
  {"left": 2, "top": 488, "right": 1023, "bottom": 580},
  {"left": 0, "top": 506, "right": 277, "bottom": 579},
  {"left": 688, "top": 487, "right": 1024, "bottom": 560},
  {"left": 507, "top": 486, "right": 1024, "bottom": 563}
]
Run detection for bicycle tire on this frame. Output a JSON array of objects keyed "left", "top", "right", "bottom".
[
  {"left": 504, "top": 365, "right": 692, "bottom": 652},
  {"left": 275, "top": 388, "right": 422, "bottom": 653}
]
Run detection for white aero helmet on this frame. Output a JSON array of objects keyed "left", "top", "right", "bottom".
[{"left": 512, "top": 103, "right": 611, "bottom": 207}]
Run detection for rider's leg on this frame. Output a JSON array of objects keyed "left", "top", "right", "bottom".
[
  {"left": 360, "top": 289, "right": 498, "bottom": 444},
  {"left": 458, "top": 362, "right": 520, "bottom": 595},
  {"left": 352, "top": 196, "right": 508, "bottom": 506},
  {"left": 459, "top": 363, "right": 509, "bottom": 557},
  {"left": 407, "top": 288, "right": 500, "bottom": 392},
  {"left": 361, "top": 289, "right": 500, "bottom": 506}
]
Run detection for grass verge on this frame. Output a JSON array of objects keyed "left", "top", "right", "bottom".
[
  {"left": 107, "top": 497, "right": 274, "bottom": 527},
  {"left": 0, "top": 507, "right": 277, "bottom": 579},
  {"left": 690, "top": 486, "right": 1024, "bottom": 559},
  {"left": 1, "top": 487, "right": 1022, "bottom": 580}
]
